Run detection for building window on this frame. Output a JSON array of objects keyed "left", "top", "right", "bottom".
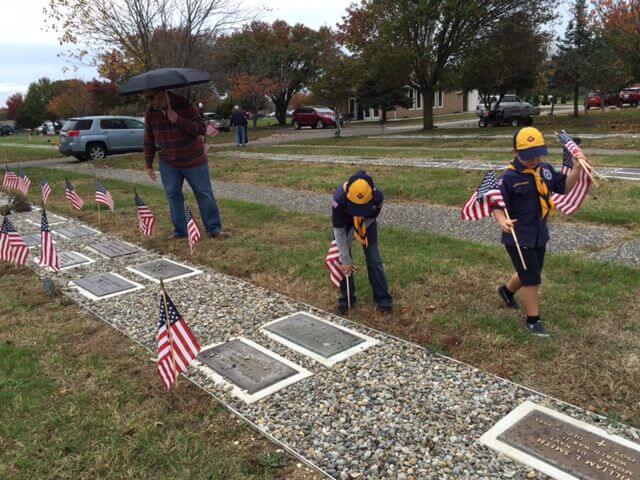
[
  {"left": 408, "top": 88, "right": 414, "bottom": 110},
  {"left": 438, "top": 90, "right": 444, "bottom": 108},
  {"left": 416, "top": 90, "right": 422, "bottom": 109}
]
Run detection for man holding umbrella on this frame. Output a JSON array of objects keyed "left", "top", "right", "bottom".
[{"left": 119, "top": 68, "right": 227, "bottom": 239}]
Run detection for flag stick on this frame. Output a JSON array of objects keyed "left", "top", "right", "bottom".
[
  {"left": 346, "top": 273, "right": 351, "bottom": 311},
  {"left": 97, "top": 200, "right": 101, "bottom": 225},
  {"left": 160, "top": 278, "right": 179, "bottom": 387},
  {"left": 504, "top": 208, "right": 527, "bottom": 271}
]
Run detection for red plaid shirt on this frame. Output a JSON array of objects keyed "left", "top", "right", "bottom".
[{"left": 144, "top": 92, "right": 207, "bottom": 169}]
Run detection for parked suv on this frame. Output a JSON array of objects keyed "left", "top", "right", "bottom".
[
  {"left": 476, "top": 95, "right": 540, "bottom": 127},
  {"left": 292, "top": 106, "right": 343, "bottom": 129},
  {"left": 619, "top": 87, "right": 640, "bottom": 107},
  {"left": 59, "top": 116, "right": 145, "bottom": 161},
  {"left": 203, "top": 112, "right": 230, "bottom": 132}
]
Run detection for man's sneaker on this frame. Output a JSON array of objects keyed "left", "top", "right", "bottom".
[
  {"left": 498, "top": 286, "right": 518, "bottom": 309},
  {"left": 376, "top": 305, "right": 392, "bottom": 315},
  {"left": 524, "top": 319, "right": 550, "bottom": 337},
  {"left": 210, "top": 231, "right": 231, "bottom": 240},
  {"left": 337, "top": 304, "right": 349, "bottom": 315}
]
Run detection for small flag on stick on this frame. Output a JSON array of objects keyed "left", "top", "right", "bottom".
[
  {"left": 95, "top": 180, "right": 115, "bottom": 211},
  {"left": 65, "top": 179, "right": 84, "bottom": 210},
  {"left": 157, "top": 281, "right": 201, "bottom": 390},
  {"left": 185, "top": 205, "right": 201, "bottom": 254},
  {"left": 39, "top": 210, "right": 60, "bottom": 272},
  {"left": 461, "top": 171, "right": 505, "bottom": 221},
  {"left": 0, "top": 215, "right": 29, "bottom": 266},
  {"left": 552, "top": 131, "right": 591, "bottom": 215},
  {"left": 325, "top": 240, "right": 344, "bottom": 289},
  {"left": 41, "top": 177, "right": 52, "bottom": 204},
  {"left": 17, "top": 169, "right": 31, "bottom": 196},
  {"left": 135, "top": 192, "right": 156, "bottom": 236},
  {"left": 2, "top": 165, "right": 19, "bottom": 190}
]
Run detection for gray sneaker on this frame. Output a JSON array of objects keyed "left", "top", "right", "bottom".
[{"left": 526, "top": 320, "right": 550, "bottom": 337}]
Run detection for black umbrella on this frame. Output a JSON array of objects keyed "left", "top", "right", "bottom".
[{"left": 118, "top": 67, "right": 211, "bottom": 96}]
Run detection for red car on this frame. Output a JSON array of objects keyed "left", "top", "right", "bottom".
[
  {"left": 586, "top": 92, "right": 621, "bottom": 109},
  {"left": 619, "top": 87, "right": 640, "bottom": 106},
  {"left": 292, "top": 107, "right": 342, "bottom": 129}
]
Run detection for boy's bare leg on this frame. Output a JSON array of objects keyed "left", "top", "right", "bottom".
[
  {"left": 520, "top": 285, "right": 540, "bottom": 317},
  {"left": 506, "top": 273, "right": 521, "bottom": 293}
]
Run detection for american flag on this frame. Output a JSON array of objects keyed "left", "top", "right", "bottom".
[
  {"left": 17, "top": 169, "right": 31, "bottom": 195},
  {"left": 0, "top": 216, "right": 29, "bottom": 265},
  {"left": 551, "top": 131, "right": 591, "bottom": 215},
  {"left": 461, "top": 171, "right": 506, "bottom": 221},
  {"left": 2, "top": 165, "right": 19, "bottom": 190},
  {"left": 325, "top": 240, "right": 344, "bottom": 289},
  {"left": 95, "top": 180, "right": 115, "bottom": 211},
  {"left": 65, "top": 179, "right": 84, "bottom": 210},
  {"left": 185, "top": 205, "right": 201, "bottom": 254},
  {"left": 39, "top": 210, "right": 60, "bottom": 272},
  {"left": 41, "top": 177, "right": 52, "bottom": 204},
  {"left": 157, "top": 289, "right": 201, "bottom": 390},
  {"left": 135, "top": 193, "right": 156, "bottom": 236}
]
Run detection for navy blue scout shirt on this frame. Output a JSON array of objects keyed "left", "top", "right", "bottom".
[
  {"left": 332, "top": 185, "right": 384, "bottom": 245},
  {"left": 498, "top": 159, "right": 566, "bottom": 248}
]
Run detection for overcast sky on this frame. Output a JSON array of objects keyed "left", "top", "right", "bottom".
[{"left": 0, "top": 0, "right": 569, "bottom": 106}]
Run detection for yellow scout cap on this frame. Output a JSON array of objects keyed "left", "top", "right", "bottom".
[
  {"left": 513, "top": 127, "right": 548, "bottom": 160},
  {"left": 346, "top": 178, "right": 373, "bottom": 205}
]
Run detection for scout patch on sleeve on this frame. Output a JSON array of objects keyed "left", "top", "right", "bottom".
[{"left": 542, "top": 169, "right": 552, "bottom": 181}]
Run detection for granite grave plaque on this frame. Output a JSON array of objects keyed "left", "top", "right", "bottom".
[
  {"left": 56, "top": 224, "right": 98, "bottom": 239},
  {"left": 58, "top": 251, "right": 92, "bottom": 269},
  {"left": 265, "top": 312, "right": 365, "bottom": 358},
  {"left": 198, "top": 339, "right": 298, "bottom": 394},
  {"left": 74, "top": 273, "right": 139, "bottom": 298},
  {"left": 129, "top": 259, "right": 197, "bottom": 281},
  {"left": 23, "top": 233, "right": 42, "bottom": 248},
  {"left": 481, "top": 402, "right": 640, "bottom": 480},
  {"left": 91, "top": 239, "right": 139, "bottom": 258}
]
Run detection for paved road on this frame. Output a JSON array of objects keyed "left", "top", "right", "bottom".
[{"left": 16, "top": 157, "right": 640, "bottom": 268}]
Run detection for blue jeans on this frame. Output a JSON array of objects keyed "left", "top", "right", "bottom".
[
  {"left": 235, "top": 125, "right": 248, "bottom": 145},
  {"left": 159, "top": 162, "right": 222, "bottom": 237},
  {"left": 339, "top": 242, "right": 392, "bottom": 309}
]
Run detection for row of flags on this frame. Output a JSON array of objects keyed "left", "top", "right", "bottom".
[
  {"left": 0, "top": 210, "right": 59, "bottom": 271},
  {"left": 3, "top": 170, "right": 203, "bottom": 254}
]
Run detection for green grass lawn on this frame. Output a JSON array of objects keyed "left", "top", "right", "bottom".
[
  {"left": 93, "top": 153, "right": 640, "bottom": 228},
  {"left": 0, "top": 135, "right": 58, "bottom": 145},
  {"left": 0, "top": 264, "right": 315, "bottom": 480},
  {"left": 6, "top": 167, "right": 640, "bottom": 428},
  {"left": 0, "top": 145, "right": 61, "bottom": 163},
  {"left": 231, "top": 144, "right": 640, "bottom": 168}
]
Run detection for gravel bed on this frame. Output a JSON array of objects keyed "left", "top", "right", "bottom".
[
  {"left": 8, "top": 209, "right": 640, "bottom": 480},
  {"left": 591, "top": 238, "right": 640, "bottom": 268}
]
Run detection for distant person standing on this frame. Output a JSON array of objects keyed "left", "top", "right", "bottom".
[
  {"left": 143, "top": 89, "right": 228, "bottom": 240},
  {"left": 230, "top": 105, "right": 248, "bottom": 147}
]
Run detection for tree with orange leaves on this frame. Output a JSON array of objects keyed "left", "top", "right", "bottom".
[{"left": 229, "top": 74, "right": 284, "bottom": 129}]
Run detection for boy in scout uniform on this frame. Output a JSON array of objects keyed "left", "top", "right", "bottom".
[
  {"left": 493, "top": 127, "right": 583, "bottom": 336},
  {"left": 332, "top": 171, "right": 393, "bottom": 314}
]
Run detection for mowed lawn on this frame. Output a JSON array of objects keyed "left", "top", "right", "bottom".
[
  {"left": 0, "top": 144, "right": 60, "bottom": 163},
  {"left": 6, "top": 167, "right": 640, "bottom": 428},
  {"left": 0, "top": 264, "right": 317, "bottom": 480},
  {"left": 95, "top": 153, "right": 640, "bottom": 228}
]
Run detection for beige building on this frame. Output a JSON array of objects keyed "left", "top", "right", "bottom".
[{"left": 347, "top": 88, "right": 479, "bottom": 121}]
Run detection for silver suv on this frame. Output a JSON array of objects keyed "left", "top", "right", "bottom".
[{"left": 59, "top": 116, "right": 145, "bottom": 161}]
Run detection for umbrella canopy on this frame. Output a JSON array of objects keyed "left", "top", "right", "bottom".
[{"left": 118, "top": 68, "right": 211, "bottom": 96}]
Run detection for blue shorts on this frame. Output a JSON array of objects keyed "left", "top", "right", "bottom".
[{"left": 505, "top": 245, "right": 546, "bottom": 286}]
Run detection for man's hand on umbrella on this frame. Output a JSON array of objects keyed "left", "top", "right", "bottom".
[{"left": 166, "top": 108, "right": 178, "bottom": 124}]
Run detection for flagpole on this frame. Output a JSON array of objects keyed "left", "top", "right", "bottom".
[
  {"left": 159, "top": 278, "right": 179, "bottom": 387},
  {"left": 97, "top": 200, "right": 101, "bottom": 225},
  {"left": 346, "top": 273, "right": 351, "bottom": 311},
  {"left": 504, "top": 208, "right": 527, "bottom": 270}
]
